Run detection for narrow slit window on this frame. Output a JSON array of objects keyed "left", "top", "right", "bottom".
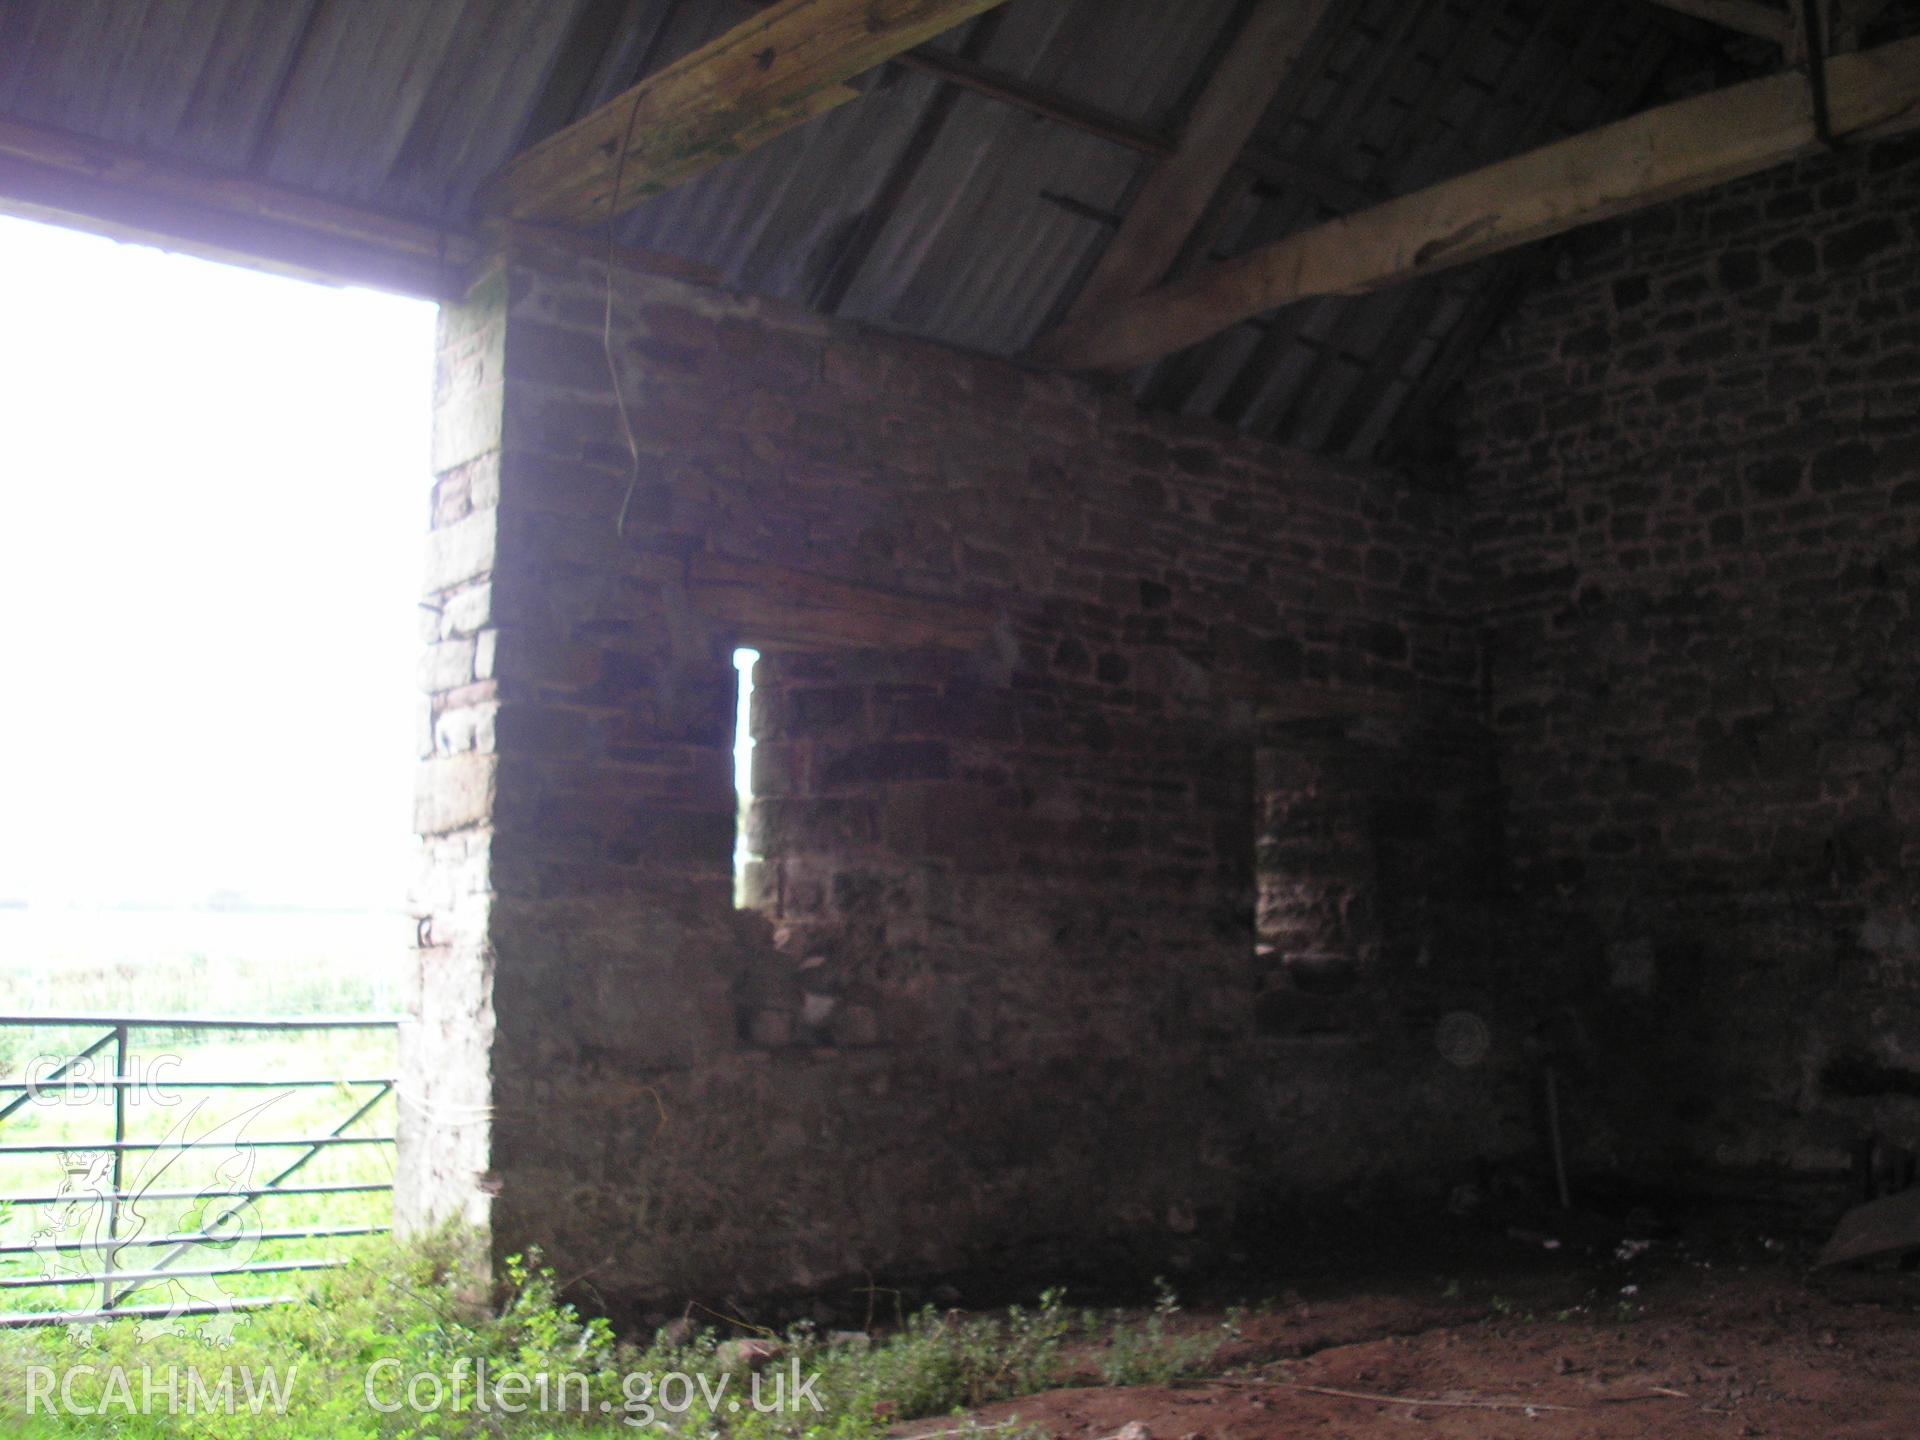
[{"left": 732, "top": 647, "right": 760, "bottom": 907}]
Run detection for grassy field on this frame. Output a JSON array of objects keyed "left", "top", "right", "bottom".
[
  {"left": 0, "top": 908, "right": 405, "bottom": 1016},
  {"left": 0, "top": 907, "right": 401, "bottom": 1324}
]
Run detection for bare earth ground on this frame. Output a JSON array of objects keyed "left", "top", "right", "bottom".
[{"left": 914, "top": 1229, "right": 1920, "bottom": 1440}]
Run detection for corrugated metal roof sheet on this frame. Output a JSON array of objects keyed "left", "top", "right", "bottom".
[
  {"left": 610, "top": 0, "right": 1240, "bottom": 356},
  {"left": 0, "top": 0, "right": 593, "bottom": 212},
  {"left": 0, "top": 0, "right": 307, "bottom": 170},
  {"left": 0, "top": 0, "right": 1696, "bottom": 460}
]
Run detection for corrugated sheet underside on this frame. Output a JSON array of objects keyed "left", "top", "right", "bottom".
[
  {"left": 0, "top": 0, "right": 594, "bottom": 214},
  {"left": 0, "top": 0, "right": 1674, "bottom": 460}
]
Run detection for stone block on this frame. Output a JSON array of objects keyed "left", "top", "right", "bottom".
[
  {"left": 415, "top": 753, "right": 497, "bottom": 836},
  {"left": 419, "top": 638, "right": 476, "bottom": 695},
  {"left": 423, "top": 508, "right": 498, "bottom": 593}
]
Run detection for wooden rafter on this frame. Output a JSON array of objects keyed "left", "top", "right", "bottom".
[
  {"left": 478, "top": 0, "right": 1008, "bottom": 226},
  {"left": 1033, "top": 35, "right": 1920, "bottom": 373},
  {"left": 1378, "top": 12, "right": 1674, "bottom": 458},
  {"left": 1066, "top": 0, "right": 1337, "bottom": 320},
  {"left": 898, "top": 47, "right": 1378, "bottom": 213},
  {"left": 695, "top": 0, "right": 1380, "bottom": 214},
  {"left": 808, "top": 7, "right": 1009, "bottom": 314},
  {"left": 0, "top": 116, "right": 476, "bottom": 300},
  {"left": 1306, "top": 0, "right": 1613, "bottom": 453},
  {"left": 1641, "top": 0, "right": 1795, "bottom": 45}
]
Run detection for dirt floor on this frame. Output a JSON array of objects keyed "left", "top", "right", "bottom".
[{"left": 922, "top": 1219, "right": 1920, "bottom": 1440}]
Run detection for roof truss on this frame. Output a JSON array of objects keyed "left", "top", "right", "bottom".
[
  {"left": 1064, "top": 0, "right": 1337, "bottom": 321},
  {"left": 1034, "top": 34, "right": 1920, "bottom": 373}
]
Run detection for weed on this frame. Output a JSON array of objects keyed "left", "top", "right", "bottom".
[
  {"left": 0, "top": 1240, "right": 1232, "bottom": 1438},
  {"left": 1094, "top": 1277, "right": 1224, "bottom": 1387}
]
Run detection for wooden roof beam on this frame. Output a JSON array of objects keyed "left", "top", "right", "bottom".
[
  {"left": 1032, "top": 35, "right": 1920, "bottom": 373},
  {"left": 1065, "top": 0, "right": 1337, "bottom": 321},
  {"left": 478, "top": 0, "right": 1008, "bottom": 226}
]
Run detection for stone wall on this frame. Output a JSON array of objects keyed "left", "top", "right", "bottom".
[
  {"left": 403, "top": 229, "right": 1519, "bottom": 1313},
  {"left": 1450, "top": 136, "right": 1920, "bottom": 1192}
]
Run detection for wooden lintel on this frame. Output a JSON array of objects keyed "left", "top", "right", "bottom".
[
  {"left": 1067, "top": 0, "right": 1336, "bottom": 320},
  {"left": 479, "top": 0, "right": 1009, "bottom": 226},
  {"left": 1641, "top": 0, "right": 1795, "bottom": 44},
  {"left": 1033, "top": 35, "right": 1920, "bottom": 373},
  {"left": 687, "top": 554, "right": 995, "bottom": 652},
  {"left": 0, "top": 116, "right": 477, "bottom": 301}
]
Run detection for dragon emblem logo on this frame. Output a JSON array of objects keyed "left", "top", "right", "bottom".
[{"left": 31, "top": 1093, "right": 287, "bottom": 1346}]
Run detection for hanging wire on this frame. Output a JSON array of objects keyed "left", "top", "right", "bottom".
[{"left": 605, "top": 90, "right": 649, "bottom": 539}]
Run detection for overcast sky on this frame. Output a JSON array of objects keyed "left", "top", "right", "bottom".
[{"left": 0, "top": 216, "right": 436, "bottom": 910}]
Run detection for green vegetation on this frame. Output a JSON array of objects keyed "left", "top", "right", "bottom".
[
  {"left": 0, "top": 908, "right": 401, "bottom": 1030},
  {"left": 1094, "top": 1279, "right": 1237, "bottom": 1387},
  {"left": 0, "top": 1239, "right": 1234, "bottom": 1438},
  {"left": 0, "top": 910, "right": 401, "bottom": 1324}
]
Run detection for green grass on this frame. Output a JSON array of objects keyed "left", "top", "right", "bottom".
[{"left": 0, "top": 1239, "right": 1233, "bottom": 1438}]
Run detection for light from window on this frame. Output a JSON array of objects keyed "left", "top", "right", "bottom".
[{"left": 732, "top": 647, "right": 760, "bottom": 906}]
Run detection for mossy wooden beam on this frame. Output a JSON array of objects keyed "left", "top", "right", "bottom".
[{"left": 479, "top": 0, "right": 1009, "bottom": 225}]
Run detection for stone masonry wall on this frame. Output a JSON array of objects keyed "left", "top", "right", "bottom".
[
  {"left": 405, "top": 229, "right": 1520, "bottom": 1313},
  {"left": 1450, "top": 135, "right": 1920, "bottom": 1194}
]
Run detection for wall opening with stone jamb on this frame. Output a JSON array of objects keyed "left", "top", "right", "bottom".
[
  {"left": 1250, "top": 700, "right": 1498, "bottom": 1044},
  {"left": 1254, "top": 735, "right": 1376, "bottom": 1036}
]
